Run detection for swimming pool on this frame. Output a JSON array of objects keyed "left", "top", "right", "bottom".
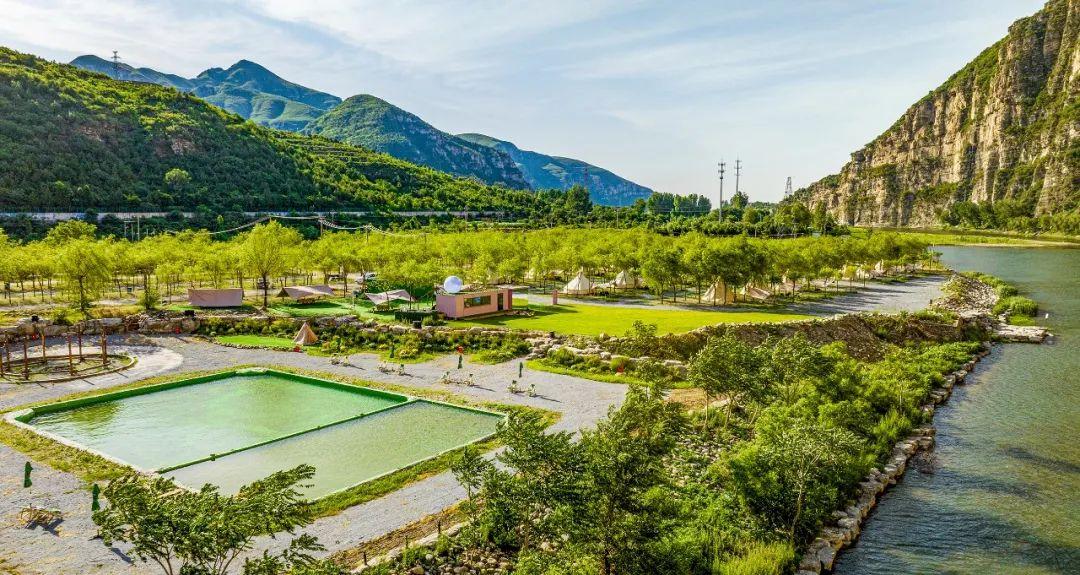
[{"left": 13, "top": 369, "right": 503, "bottom": 498}]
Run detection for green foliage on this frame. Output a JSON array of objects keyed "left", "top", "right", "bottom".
[
  {"left": 0, "top": 48, "right": 543, "bottom": 213},
  {"left": 714, "top": 542, "right": 796, "bottom": 575},
  {"left": 304, "top": 94, "right": 529, "bottom": 189},
  {"left": 993, "top": 295, "right": 1038, "bottom": 317},
  {"left": 92, "top": 465, "right": 339, "bottom": 575}
]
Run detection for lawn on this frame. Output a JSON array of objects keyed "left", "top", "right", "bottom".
[
  {"left": 268, "top": 298, "right": 371, "bottom": 318},
  {"left": 453, "top": 302, "right": 811, "bottom": 336},
  {"left": 215, "top": 335, "right": 297, "bottom": 349}
]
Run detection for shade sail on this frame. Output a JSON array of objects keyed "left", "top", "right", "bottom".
[
  {"left": 188, "top": 288, "right": 244, "bottom": 308},
  {"left": 365, "top": 289, "right": 416, "bottom": 306},
  {"left": 278, "top": 285, "right": 335, "bottom": 300}
]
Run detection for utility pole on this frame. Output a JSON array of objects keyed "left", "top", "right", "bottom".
[
  {"left": 717, "top": 160, "right": 725, "bottom": 221},
  {"left": 111, "top": 51, "right": 121, "bottom": 78}
]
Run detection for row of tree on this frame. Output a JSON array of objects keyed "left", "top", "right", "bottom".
[{"left": 0, "top": 221, "right": 932, "bottom": 312}]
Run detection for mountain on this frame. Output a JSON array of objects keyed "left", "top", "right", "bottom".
[
  {"left": 303, "top": 95, "right": 529, "bottom": 189},
  {"left": 71, "top": 54, "right": 655, "bottom": 203},
  {"left": 1, "top": 48, "right": 540, "bottom": 213},
  {"left": 70, "top": 55, "right": 195, "bottom": 91},
  {"left": 796, "top": 0, "right": 1078, "bottom": 228},
  {"left": 457, "top": 133, "right": 653, "bottom": 206},
  {"left": 71, "top": 56, "right": 341, "bottom": 131}
]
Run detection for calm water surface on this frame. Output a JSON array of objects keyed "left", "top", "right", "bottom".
[{"left": 834, "top": 246, "right": 1079, "bottom": 574}]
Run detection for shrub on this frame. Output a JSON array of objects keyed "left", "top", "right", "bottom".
[
  {"left": 714, "top": 542, "right": 796, "bottom": 575},
  {"left": 993, "top": 295, "right": 1037, "bottom": 317}
]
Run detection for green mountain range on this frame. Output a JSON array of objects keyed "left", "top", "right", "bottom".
[
  {"left": 457, "top": 133, "right": 652, "bottom": 206},
  {"left": 1, "top": 48, "right": 540, "bottom": 213},
  {"left": 70, "top": 55, "right": 340, "bottom": 132},
  {"left": 304, "top": 95, "right": 528, "bottom": 189},
  {"left": 70, "top": 55, "right": 653, "bottom": 204}
]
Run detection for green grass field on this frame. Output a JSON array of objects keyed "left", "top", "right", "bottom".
[
  {"left": 215, "top": 335, "right": 297, "bottom": 349},
  {"left": 453, "top": 302, "right": 811, "bottom": 336}
]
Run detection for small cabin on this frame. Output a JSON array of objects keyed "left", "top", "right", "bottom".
[{"left": 436, "top": 286, "right": 514, "bottom": 319}]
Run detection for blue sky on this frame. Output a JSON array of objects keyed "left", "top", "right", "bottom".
[{"left": 0, "top": 0, "right": 1046, "bottom": 202}]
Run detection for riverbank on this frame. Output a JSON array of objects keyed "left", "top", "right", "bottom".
[
  {"left": 833, "top": 246, "right": 1078, "bottom": 574},
  {"left": 797, "top": 343, "right": 991, "bottom": 573}
]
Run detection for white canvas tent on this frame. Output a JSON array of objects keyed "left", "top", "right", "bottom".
[
  {"left": 278, "top": 285, "right": 335, "bottom": 303},
  {"left": 613, "top": 270, "right": 642, "bottom": 289},
  {"left": 562, "top": 270, "right": 593, "bottom": 295},
  {"left": 293, "top": 321, "right": 318, "bottom": 346},
  {"left": 702, "top": 280, "right": 736, "bottom": 305},
  {"left": 188, "top": 288, "right": 244, "bottom": 308}
]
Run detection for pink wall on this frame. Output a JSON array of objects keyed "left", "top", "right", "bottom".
[{"left": 436, "top": 288, "right": 513, "bottom": 319}]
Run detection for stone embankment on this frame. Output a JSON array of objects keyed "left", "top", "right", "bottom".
[{"left": 796, "top": 342, "right": 993, "bottom": 574}]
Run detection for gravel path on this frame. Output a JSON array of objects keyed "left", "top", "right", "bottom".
[
  {"left": 0, "top": 337, "right": 624, "bottom": 574},
  {"left": 791, "top": 276, "right": 946, "bottom": 316}
]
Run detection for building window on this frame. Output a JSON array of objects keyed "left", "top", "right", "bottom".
[{"left": 464, "top": 295, "right": 491, "bottom": 308}]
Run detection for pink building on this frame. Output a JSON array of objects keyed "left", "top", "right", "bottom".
[{"left": 435, "top": 287, "right": 514, "bottom": 319}]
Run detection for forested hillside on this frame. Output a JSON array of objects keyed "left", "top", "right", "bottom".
[
  {"left": 72, "top": 56, "right": 340, "bottom": 131},
  {"left": 457, "top": 133, "right": 653, "bottom": 206},
  {"left": 0, "top": 48, "right": 540, "bottom": 213},
  {"left": 304, "top": 95, "right": 530, "bottom": 189},
  {"left": 796, "top": 0, "right": 1079, "bottom": 233},
  {"left": 71, "top": 53, "right": 655, "bottom": 204}
]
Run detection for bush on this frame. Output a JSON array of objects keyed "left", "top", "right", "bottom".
[
  {"left": 715, "top": 542, "right": 796, "bottom": 575},
  {"left": 993, "top": 295, "right": 1038, "bottom": 317}
]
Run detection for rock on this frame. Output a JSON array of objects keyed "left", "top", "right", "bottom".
[{"left": 410, "top": 566, "right": 425, "bottom": 574}]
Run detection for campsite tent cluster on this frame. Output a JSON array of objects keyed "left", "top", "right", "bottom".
[{"left": 561, "top": 269, "right": 643, "bottom": 296}]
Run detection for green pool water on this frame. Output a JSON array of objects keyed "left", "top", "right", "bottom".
[
  {"left": 27, "top": 373, "right": 405, "bottom": 470},
  {"left": 165, "top": 401, "right": 502, "bottom": 498}
]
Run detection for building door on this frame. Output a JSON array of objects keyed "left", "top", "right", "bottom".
[{"left": 497, "top": 293, "right": 504, "bottom": 311}]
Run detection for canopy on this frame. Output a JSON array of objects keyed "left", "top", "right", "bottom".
[
  {"left": 743, "top": 286, "right": 772, "bottom": 301},
  {"left": 365, "top": 289, "right": 416, "bottom": 306},
  {"left": 188, "top": 288, "right": 243, "bottom": 308},
  {"left": 278, "top": 285, "right": 335, "bottom": 302},
  {"left": 293, "top": 321, "right": 318, "bottom": 346},
  {"left": 613, "top": 270, "right": 642, "bottom": 289},
  {"left": 562, "top": 270, "right": 593, "bottom": 295},
  {"left": 702, "top": 280, "right": 736, "bottom": 305}
]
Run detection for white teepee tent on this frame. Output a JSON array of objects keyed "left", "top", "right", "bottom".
[
  {"left": 562, "top": 270, "right": 593, "bottom": 295},
  {"left": 613, "top": 270, "right": 642, "bottom": 289},
  {"left": 702, "top": 280, "right": 736, "bottom": 305}
]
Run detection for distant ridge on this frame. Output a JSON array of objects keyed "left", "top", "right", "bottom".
[
  {"left": 457, "top": 133, "right": 653, "bottom": 206},
  {"left": 71, "top": 54, "right": 654, "bottom": 204}
]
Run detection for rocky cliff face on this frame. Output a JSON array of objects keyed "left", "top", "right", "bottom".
[{"left": 797, "top": 0, "right": 1078, "bottom": 227}]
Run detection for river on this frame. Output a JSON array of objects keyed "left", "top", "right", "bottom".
[{"left": 833, "top": 246, "right": 1079, "bottom": 574}]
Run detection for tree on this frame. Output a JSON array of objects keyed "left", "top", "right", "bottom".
[
  {"left": 687, "top": 334, "right": 765, "bottom": 430},
  {"left": 729, "top": 417, "right": 863, "bottom": 540},
  {"left": 56, "top": 238, "right": 111, "bottom": 313},
  {"left": 239, "top": 221, "right": 301, "bottom": 308},
  {"left": 576, "top": 385, "right": 686, "bottom": 575},
  {"left": 93, "top": 465, "right": 343, "bottom": 575},
  {"left": 466, "top": 411, "right": 581, "bottom": 551}
]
